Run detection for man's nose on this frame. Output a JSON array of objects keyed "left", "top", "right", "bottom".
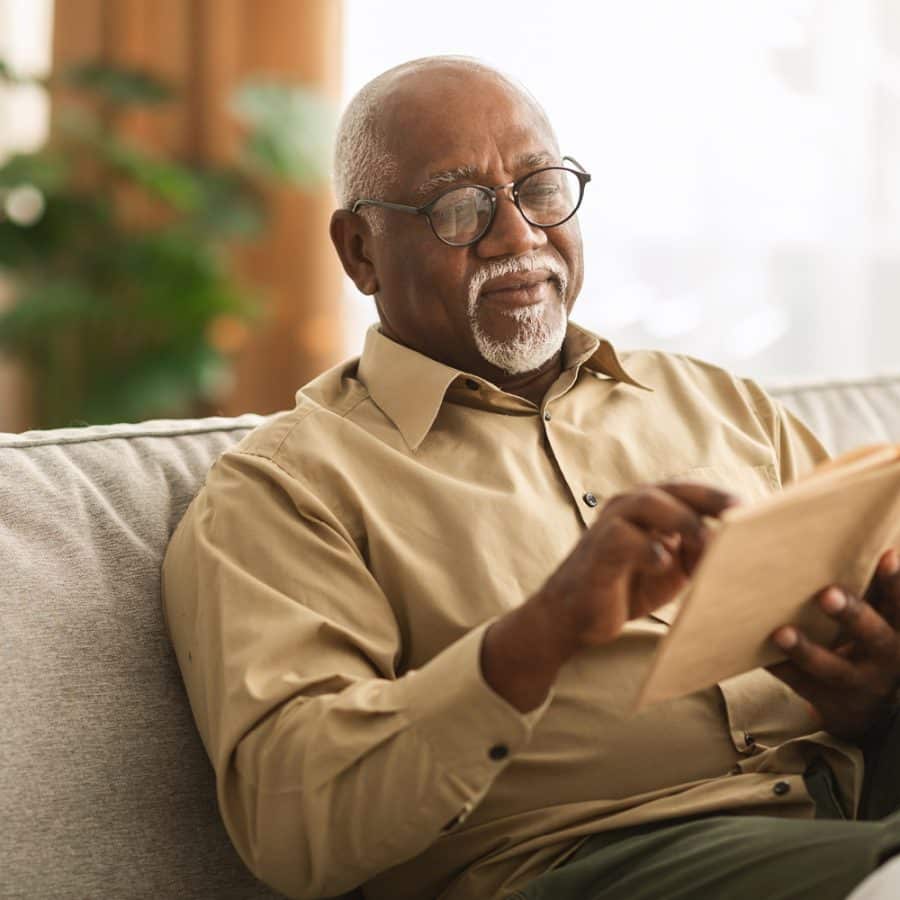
[{"left": 474, "top": 189, "right": 547, "bottom": 259}]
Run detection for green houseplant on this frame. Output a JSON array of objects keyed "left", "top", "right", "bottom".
[{"left": 0, "top": 61, "right": 331, "bottom": 428}]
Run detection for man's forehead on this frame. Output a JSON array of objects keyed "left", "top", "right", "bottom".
[
  {"left": 376, "top": 65, "right": 559, "bottom": 196},
  {"left": 413, "top": 150, "right": 557, "bottom": 198}
]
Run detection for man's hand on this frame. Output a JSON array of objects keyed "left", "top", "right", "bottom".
[
  {"left": 768, "top": 549, "right": 900, "bottom": 743},
  {"left": 481, "top": 482, "right": 738, "bottom": 711},
  {"left": 534, "top": 482, "right": 739, "bottom": 652}
]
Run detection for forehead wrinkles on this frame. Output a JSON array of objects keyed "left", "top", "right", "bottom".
[
  {"left": 414, "top": 165, "right": 479, "bottom": 199},
  {"left": 413, "top": 150, "right": 558, "bottom": 199}
]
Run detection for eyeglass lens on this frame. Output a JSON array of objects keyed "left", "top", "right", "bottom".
[
  {"left": 429, "top": 168, "right": 582, "bottom": 245},
  {"left": 430, "top": 187, "right": 494, "bottom": 245}
]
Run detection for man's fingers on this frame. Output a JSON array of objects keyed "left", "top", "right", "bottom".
[
  {"left": 606, "top": 483, "right": 737, "bottom": 575},
  {"left": 598, "top": 517, "right": 671, "bottom": 574},
  {"left": 767, "top": 658, "right": 830, "bottom": 709},
  {"left": 624, "top": 500, "right": 705, "bottom": 574},
  {"left": 771, "top": 624, "right": 860, "bottom": 688},
  {"left": 605, "top": 482, "right": 739, "bottom": 532},
  {"left": 879, "top": 548, "right": 900, "bottom": 576},
  {"left": 868, "top": 548, "right": 900, "bottom": 629},
  {"left": 643, "top": 538, "right": 673, "bottom": 573},
  {"left": 657, "top": 483, "right": 740, "bottom": 574},
  {"left": 616, "top": 489, "right": 705, "bottom": 539},
  {"left": 658, "top": 481, "right": 742, "bottom": 519},
  {"left": 646, "top": 532, "right": 682, "bottom": 571},
  {"left": 657, "top": 532, "right": 682, "bottom": 553},
  {"left": 817, "top": 586, "right": 899, "bottom": 662},
  {"left": 594, "top": 480, "right": 740, "bottom": 590}
]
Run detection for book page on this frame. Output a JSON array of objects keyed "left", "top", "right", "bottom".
[{"left": 634, "top": 449, "right": 900, "bottom": 711}]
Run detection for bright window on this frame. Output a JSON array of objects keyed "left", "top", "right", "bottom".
[
  {"left": 0, "top": 0, "right": 54, "bottom": 163},
  {"left": 341, "top": 0, "right": 900, "bottom": 380}
]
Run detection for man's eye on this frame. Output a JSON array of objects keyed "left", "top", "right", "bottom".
[
  {"left": 436, "top": 201, "right": 473, "bottom": 219},
  {"left": 523, "top": 184, "right": 559, "bottom": 199}
]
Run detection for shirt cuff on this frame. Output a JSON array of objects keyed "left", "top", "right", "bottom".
[{"left": 402, "top": 619, "right": 551, "bottom": 785}]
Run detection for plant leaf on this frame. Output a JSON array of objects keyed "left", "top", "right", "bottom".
[
  {"left": 231, "top": 80, "right": 334, "bottom": 186},
  {"left": 0, "top": 151, "right": 69, "bottom": 192},
  {"left": 62, "top": 62, "right": 175, "bottom": 106}
]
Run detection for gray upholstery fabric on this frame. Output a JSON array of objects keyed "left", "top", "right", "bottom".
[
  {"left": 0, "top": 416, "right": 289, "bottom": 900},
  {"left": 770, "top": 373, "right": 900, "bottom": 455},
  {"left": 2, "top": 373, "right": 899, "bottom": 900}
]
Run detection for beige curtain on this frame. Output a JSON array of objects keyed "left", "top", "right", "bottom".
[{"left": 50, "top": 0, "right": 344, "bottom": 418}]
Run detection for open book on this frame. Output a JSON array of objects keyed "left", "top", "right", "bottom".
[{"left": 635, "top": 445, "right": 900, "bottom": 711}]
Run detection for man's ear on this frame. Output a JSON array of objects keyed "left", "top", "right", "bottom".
[{"left": 329, "top": 210, "right": 379, "bottom": 296}]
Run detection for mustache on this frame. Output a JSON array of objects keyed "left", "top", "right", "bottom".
[{"left": 468, "top": 255, "right": 568, "bottom": 303}]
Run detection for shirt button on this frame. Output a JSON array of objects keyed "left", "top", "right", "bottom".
[
  {"left": 465, "top": 378, "right": 479, "bottom": 391},
  {"left": 543, "top": 411, "right": 552, "bottom": 422},
  {"left": 773, "top": 780, "right": 791, "bottom": 796},
  {"left": 488, "top": 744, "right": 509, "bottom": 761},
  {"left": 583, "top": 492, "right": 598, "bottom": 508}
]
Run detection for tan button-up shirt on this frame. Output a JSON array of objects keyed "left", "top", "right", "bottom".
[{"left": 162, "top": 323, "right": 863, "bottom": 900}]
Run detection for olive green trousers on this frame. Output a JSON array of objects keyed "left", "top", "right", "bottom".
[{"left": 510, "top": 714, "right": 900, "bottom": 900}]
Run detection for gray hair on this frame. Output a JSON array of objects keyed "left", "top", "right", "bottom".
[{"left": 333, "top": 56, "right": 550, "bottom": 235}]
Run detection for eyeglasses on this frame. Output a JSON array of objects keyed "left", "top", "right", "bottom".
[{"left": 351, "top": 156, "right": 591, "bottom": 247}]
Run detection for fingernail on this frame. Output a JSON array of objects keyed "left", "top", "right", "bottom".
[
  {"left": 774, "top": 627, "right": 798, "bottom": 650},
  {"left": 651, "top": 541, "right": 670, "bottom": 567},
  {"left": 885, "top": 549, "right": 900, "bottom": 576},
  {"left": 821, "top": 587, "right": 847, "bottom": 614}
]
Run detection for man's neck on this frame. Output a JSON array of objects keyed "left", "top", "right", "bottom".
[{"left": 494, "top": 354, "right": 564, "bottom": 407}]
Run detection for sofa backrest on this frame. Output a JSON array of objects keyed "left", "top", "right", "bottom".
[
  {"left": 0, "top": 416, "right": 289, "bottom": 900},
  {"left": 768, "top": 373, "right": 900, "bottom": 456},
  {"left": 2, "top": 374, "right": 900, "bottom": 899}
]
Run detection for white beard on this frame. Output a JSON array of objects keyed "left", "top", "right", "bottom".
[
  {"left": 469, "top": 297, "right": 568, "bottom": 375},
  {"left": 467, "top": 254, "right": 569, "bottom": 375}
]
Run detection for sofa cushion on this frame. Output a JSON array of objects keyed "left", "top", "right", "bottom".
[{"left": 0, "top": 416, "right": 295, "bottom": 900}]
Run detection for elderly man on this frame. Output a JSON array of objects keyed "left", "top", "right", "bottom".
[{"left": 162, "top": 57, "right": 900, "bottom": 900}]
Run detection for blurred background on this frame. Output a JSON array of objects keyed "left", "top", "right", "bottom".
[{"left": 1, "top": 0, "right": 899, "bottom": 432}]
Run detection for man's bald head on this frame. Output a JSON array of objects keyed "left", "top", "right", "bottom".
[{"left": 332, "top": 56, "right": 557, "bottom": 231}]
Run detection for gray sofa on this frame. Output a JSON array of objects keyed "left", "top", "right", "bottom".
[{"left": 3, "top": 373, "right": 900, "bottom": 900}]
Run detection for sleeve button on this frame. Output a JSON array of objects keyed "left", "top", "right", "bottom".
[
  {"left": 583, "top": 492, "right": 598, "bottom": 508},
  {"left": 488, "top": 744, "right": 509, "bottom": 761},
  {"left": 442, "top": 811, "right": 463, "bottom": 832},
  {"left": 441, "top": 801, "right": 474, "bottom": 831},
  {"left": 773, "top": 780, "right": 791, "bottom": 796},
  {"left": 465, "top": 378, "right": 479, "bottom": 391},
  {"left": 543, "top": 411, "right": 552, "bottom": 422}
]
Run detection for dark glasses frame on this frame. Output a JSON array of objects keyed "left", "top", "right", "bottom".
[{"left": 351, "top": 155, "right": 591, "bottom": 247}]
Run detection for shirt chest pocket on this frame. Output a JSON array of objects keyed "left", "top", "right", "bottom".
[
  {"left": 678, "top": 462, "right": 781, "bottom": 504},
  {"left": 649, "top": 462, "right": 780, "bottom": 626}
]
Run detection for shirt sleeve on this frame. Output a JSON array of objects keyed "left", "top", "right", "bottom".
[
  {"left": 161, "top": 448, "right": 549, "bottom": 900},
  {"left": 738, "top": 377, "right": 831, "bottom": 485}
]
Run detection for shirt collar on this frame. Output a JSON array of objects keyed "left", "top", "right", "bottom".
[
  {"left": 563, "top": 322, "right": 653, "bottom": 391},
  {"left": 357, "top": 323, "right": 651, "bottom": 450}
]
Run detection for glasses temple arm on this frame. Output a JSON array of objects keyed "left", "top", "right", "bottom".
[
  {"left": 352, "top": 198, "right": 424, "bottom": 215},
  {"left": 562, "top": 155, "right": 588, "bottom": 173}
]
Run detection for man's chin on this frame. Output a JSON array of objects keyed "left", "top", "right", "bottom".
[
  {"left": 470, "top": 301, "right": 568, "bottom": 375},
  {"left": 474, "top": 295, "right": 562, "bottom": 338}
]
